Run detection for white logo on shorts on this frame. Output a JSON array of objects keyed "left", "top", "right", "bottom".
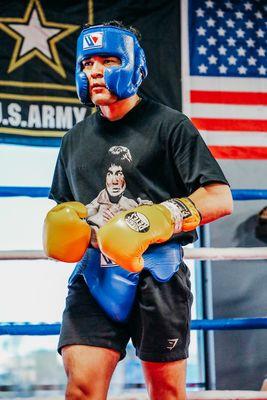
[{"left": 166, "top": 338, "right": 179, "bottom": 350}]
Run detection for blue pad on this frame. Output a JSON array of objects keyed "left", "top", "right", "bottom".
[{"left": 68, "top": 242, "right": 183, "bottom": 323}]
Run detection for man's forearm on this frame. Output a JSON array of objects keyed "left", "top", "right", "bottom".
[{"left": 189, "top": 183, "right": 233, "bottom": 225}]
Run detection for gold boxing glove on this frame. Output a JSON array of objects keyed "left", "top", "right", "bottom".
[
  {"left": 97, "top": 204, "right": 173, "bottom": 273},
  {"left": 43, "top": 201, "right": 91, "bottom": 263},
  {"left": 97, "top": 198, "right": 201, "bottom": 273}
]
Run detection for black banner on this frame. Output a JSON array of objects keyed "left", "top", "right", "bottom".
[{"left": 0, "top": 0, "right": 181, "bottom": 146}]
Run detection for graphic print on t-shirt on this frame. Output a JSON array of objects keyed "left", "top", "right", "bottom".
[{"left": 86, "top": 145, "right": 152, "bottom": 228}]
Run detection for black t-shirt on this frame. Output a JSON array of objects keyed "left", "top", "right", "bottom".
[{"left": 49, "top": 97, "right": 229, "bottom": 245}]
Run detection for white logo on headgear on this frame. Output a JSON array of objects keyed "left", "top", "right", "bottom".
[{"left": 83, "top": 32, "right": 103, "bottom": 49}]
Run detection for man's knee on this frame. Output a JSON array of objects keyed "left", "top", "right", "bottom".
[
  {"left": 65, "top": 379, "right": 101, "bottom": 400},
  {"left": 65, "top": 380, "right": 90, "bottom": 400}
]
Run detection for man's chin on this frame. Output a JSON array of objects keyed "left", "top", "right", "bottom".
[{"left": 91, "top": 93, "right": 118, "bottom": 106}]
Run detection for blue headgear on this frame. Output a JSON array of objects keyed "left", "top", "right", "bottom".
[{"left": 76, "top": 24, "right": 148, "bottom": 106}]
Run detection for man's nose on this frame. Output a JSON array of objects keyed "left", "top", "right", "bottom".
[{"left": 90, "top": 61, "right": 104, "bottom": 79}]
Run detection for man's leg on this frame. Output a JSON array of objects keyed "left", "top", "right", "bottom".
[
  {"left": 142, "top": 359, "right": 187, "bottom": 400},
  {"left": 62, "top": 344, "right": 120, "bottom": 400}
]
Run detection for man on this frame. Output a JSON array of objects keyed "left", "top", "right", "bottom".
[{"left": 44, "top": 21, "right": 233, "bottom": 400}]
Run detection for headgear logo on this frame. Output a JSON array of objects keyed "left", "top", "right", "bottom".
[{"left": 83, "top": 32, "right": 103, "bottom": 49}]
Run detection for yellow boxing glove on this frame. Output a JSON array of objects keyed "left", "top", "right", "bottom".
[
  {"left": 43, "top": 201, "right": 91, "bottom": 263},
  {"left": 97, "top": 198, "right": 201, "bottom": 273}
]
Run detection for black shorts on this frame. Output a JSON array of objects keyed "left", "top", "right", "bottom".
[{"left": 58, "top": 262, "right": 193, "bottom": 362}]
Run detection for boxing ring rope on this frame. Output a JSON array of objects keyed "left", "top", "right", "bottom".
[
  {"left": 1, "top": 186, "right": 267, "bottom": 200},
  {"left": 1, "top": 247, "right": 267, "bottom": 261},
  {"left": 1, "top": 317, "right": 267, "bottom": 336}
]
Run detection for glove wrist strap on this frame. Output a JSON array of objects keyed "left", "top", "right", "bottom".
[{"left": 161, "top": 197, "right": 201, "bottom": 233}]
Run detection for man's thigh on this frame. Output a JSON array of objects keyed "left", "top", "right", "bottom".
[
  {"left": 142, "top": 359, "right": 187, "bottom": 400},
  {"left": 58, "top": 275, "right": 130, "bottom": 359},
  {"left": 62, "top": 345, "right": 120, "bottom": 399},
  {"left": 130, "top": 263, "right": 193, "bottom": 362}
]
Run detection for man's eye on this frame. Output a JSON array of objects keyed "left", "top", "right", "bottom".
[
  {"left": 104, "top": 59, "right": 115, "bottom": 65},
  {"left": 83, "top": 61, "right": 92, "bottom": 68}
]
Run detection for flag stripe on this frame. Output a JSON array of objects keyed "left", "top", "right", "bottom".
[
  {"left": 190, "top": 104, "right": 267, "bottom": 120},
  {"left": 192, "top": 118, "right": 267, "bottom": 132},
  {"left": 201, "top": 131, "right": 267, "bottom": 147},
  {"left": 209, "top": 146, "right": 267, "bottom": 160},
  {"left": 190, "top": 91, "right": 267, "bottom": 106},
  {"left": 190, "top": 77, "right": 267, "bottom": 92}
]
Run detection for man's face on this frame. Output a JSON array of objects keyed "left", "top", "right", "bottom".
[
  {"left": 82, "top": 55, "right": 121, "bottom": 106},
  {"left": 106, "top": 164, "right": 126, "bottom": 198}
]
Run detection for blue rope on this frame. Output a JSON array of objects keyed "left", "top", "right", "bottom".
[
  {"left": 1, "top": 318, "right": 267, "bottom": 335},
  {"left": 0, "top": 322, "right": 61, "bottom": 336},
  {"left": 0, "top": 186, "right": 50, "bottom": 197},
  {"left": 1, "top": 187, "right": 267, "bottom": 200},
  {"left": 231, "top": 189, "right": 267, "bottom": 201},
  {"left": 0, "top": 134, "right": 61, "bottom": 147}
]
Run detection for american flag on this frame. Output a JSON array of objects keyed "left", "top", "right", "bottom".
[{"left": 182, "top": 0, "right": 267, "bottom": 159}]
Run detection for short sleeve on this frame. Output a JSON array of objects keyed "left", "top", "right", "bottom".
[
  {"left": 49, "top": 148, "right": 74, "bottom": 204},
  {"left": 170, "top": 118, "right": 229, "bottom": 194}
]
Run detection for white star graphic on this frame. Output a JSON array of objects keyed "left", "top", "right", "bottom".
[
  {"left": 248, "top": 56, "right": 257, "bottom": 66},
  {"left": 235, "top": 11, "right": 244, "bottom": 19},
  {"left": 257, "top": 47, "right": 266, "bottom": 57},
  {"left": 9, "top": 9, "right": 60, "bottom": 59},
  {"left": 228, "top": 55, "right": 237, "bottom": 65},
  {"left": 227, "top": 37, "right": 236, "bottom": 46},
  {"left": 218, "top": 45, "right": 227, "bottom": 55},
  {"left": 236, "top": 28, "right": 245, "bottom": 38},
  {"left": 217, "top": 9, "right": 224, "bottom": 17},
  {"left": 198, "top": 45, "right": 207, "bottom": 55},
  {"left": 197, "top": 26, "right": 206, "bottom": 36},
  {"left": 238, "top": 65, "right": 247, "bottom": 75},
  {"left": 255, "top": 11, "right": 263, "bottom": 19},
  {"left": 226, "top": 19, "right": 235, "bottom": 28},
  {"left": 196, "top": 8, "right": 205, "bottom": 17},
  {"left": 246, "top": 38, "right": 255, "bottom": 47},
  {"left": 207, "top": 17, "right": 216, "bottom": 27},
  {"left": 225, "top": 1, "right": 233, "bottom": 9},
  {"left": 207, "top": 36, "right": 217, "bottom": 45},
  {"left": 245, "top": 20, "right": 254, "bottom": 29},
  {"left": 258, "top": 65, "right": 266, "bottom": 75},
  {"left": 219, "top": 64, "right": 228, "bottom": 73},
  {"left": 208, "top": 54, "right": 217, "bottom": 64},
  {"left": 256, "top": 29, "right": 264, "bottom": 38},
  {"left": 244, "top": 2, "right": 253, "bottom": 10},
  {"left": 217, "top": 27, "right": 226, "bottom": 36},
  {"left": 198, "top": 64, "right": 208, "bottom": 73},
  {"left": 205, "top": 0, "right": 214, "bottom": 8},
  {"left": 237, "top": 47, "right": 246, "bottom": 56}
]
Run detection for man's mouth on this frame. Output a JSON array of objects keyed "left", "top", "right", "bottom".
[{"left": 91, "top": 83, "right": 106, "bottom": 90}]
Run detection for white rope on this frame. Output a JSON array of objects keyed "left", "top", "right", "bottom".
[
  {"left": 184, "top": 247, "right": 267, "bottom": 261},
  {"left": 109, "top": 391, "right": 267, "bottom": 399},
  {"left": 7, "top": 391, "right": 267, "bottom": 400},
  {"left": 0, "top": 247, "right": 267, "bottom": 261}
]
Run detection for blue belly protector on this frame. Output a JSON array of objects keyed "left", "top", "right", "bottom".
[{"left": 68, "top": 242, "right": 183, "bottom": 323}]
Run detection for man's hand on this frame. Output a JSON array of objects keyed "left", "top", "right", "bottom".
[
  {"left": 97, "top": 199, "right": 201, "bottom": 273},
  {"left": 43, "top": 201, "right": 91, "bottom": 262},
  {"left": 97, "top": 204, "right": 173, "bottom": 272}
]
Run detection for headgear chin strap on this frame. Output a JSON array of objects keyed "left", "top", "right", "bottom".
[{"left": 76, "top": 25, "right": 148, "bottom": 106}]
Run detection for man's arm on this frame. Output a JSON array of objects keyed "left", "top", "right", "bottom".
[{"left": 189, "top": 183, "right": 233, "bottom": 225}]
